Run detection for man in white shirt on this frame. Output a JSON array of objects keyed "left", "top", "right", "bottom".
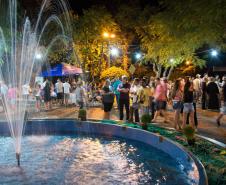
[
  {"left": 193, "top": 74, "right": 201, "bottom": 101},
  {"left": 55, "top": 79, "right": 63, "bottom": 105},
  {"left": 63, "top": 79, "right": 71, "bottom": 106}
]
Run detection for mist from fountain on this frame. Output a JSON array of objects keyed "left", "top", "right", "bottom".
[{"left": 0, "top": 0, "right": 74, "bottom": 165}]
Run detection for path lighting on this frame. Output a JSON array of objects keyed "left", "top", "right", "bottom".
[
  {"left": 110, "top": 47, "right": 119, "bottom": 56},
  {"left": 211, "top": 49, "right": 218, "bottom": 57}
]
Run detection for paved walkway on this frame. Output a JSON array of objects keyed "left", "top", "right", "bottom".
[{"left": 0, "top": 104, "right": 225, "bottom": 145}]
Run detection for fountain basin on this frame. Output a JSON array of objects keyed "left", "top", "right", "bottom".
[{"left": 0, "top": 119, "right": 208, "bottom": 185}]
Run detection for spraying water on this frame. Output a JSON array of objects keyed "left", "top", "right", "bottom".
[{"left": 0, "top": 0, "right": 73, "bottom": 166}]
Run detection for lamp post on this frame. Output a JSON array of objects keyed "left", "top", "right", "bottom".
[{"left": 102, "top": 32, "right": 116, "bottom": 67}]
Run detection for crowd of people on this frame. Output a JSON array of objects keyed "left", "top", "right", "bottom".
[
  {"left": 101, "top": 74, "right": 226, "bottom": 129},
  {"left": 0, "top": 73, "right": 225, "bottom": 129}
]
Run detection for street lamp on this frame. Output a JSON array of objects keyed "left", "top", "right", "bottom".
[
  {"left": 211, "top": 49, "right": 218, "bottom": 57},
  {"left": 135, "top": 53, "right": 142, "bottom": 60},
  {"left": 110, "top": 47, "right": 119, "bottom": 56},
  {"left": 102, "top": 31, "right": 116, "bottom": 67}
]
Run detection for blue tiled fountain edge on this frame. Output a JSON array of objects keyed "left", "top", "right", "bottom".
[{"left": 0, "top": 119, "right": 208, "bottom": 185}]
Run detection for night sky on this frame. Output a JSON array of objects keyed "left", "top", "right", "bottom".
[{"left": 68, "top": 0, "right": 158, "bottom": 14}]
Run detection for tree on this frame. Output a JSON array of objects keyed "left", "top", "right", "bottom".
[
  {"left": 134, "top": 0, "right": 226, "bottom": 78},
  {"left": 72, "top": 7, "right": 129, "bottom": 80}
]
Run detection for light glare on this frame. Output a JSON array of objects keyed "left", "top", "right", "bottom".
[
  {"left": 211, "top": 50, "right": 218, "bottom": 57},
  {"left": 110, "top": 47, "right": 119, "bottom": 56}
]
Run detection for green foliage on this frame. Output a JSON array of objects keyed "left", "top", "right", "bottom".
[
  {"left": 72, "top": 7, "right": 129, "bottom": 79},
  {"left": 78, "top": 109, "right": 87, "bottom": 121},
  {"left": 183, "top": 126, "right": 195, "bottom": 140},
  {"left": 141, "top": 114, "right": 152, "bottom": 124},
  {"left": 100, "top": 66, "right": 128, "bottom": 79}
]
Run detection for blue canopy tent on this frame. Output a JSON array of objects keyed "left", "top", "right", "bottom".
[{"left": 41, "top": 63, "right": 82, "bottom": 77}]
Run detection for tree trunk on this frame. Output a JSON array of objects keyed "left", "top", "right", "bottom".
[
  {"left": 163, "top": 67, "right": 169, "bottom": 77},
  {"left": 152, "top": 63, "right": 158, "bottom": 77},
  {"left": 157, "top": 64, "right": 162, "bottom": 78},
  {"left": 167, "top": 66, "right": 174, "bottom": 79}
]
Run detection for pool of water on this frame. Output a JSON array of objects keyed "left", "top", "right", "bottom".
[{"left": 0, "top": 135, "right": 195, "bottom": 185}]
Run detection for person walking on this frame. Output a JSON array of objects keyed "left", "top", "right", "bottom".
[
  {"left": 118, "top": 76, "right": 130, "bottom": 121},
  {"left": 182, "top": 79, "right": 195, "bottom": 129},
  {"left": 171, "top": 78, "right": 183, "bottom": 130},
  {"left": 152, "top": 78, "right": 168, "bottom": 123}
]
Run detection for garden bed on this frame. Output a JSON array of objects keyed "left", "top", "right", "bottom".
[{"left": 101, "top": 120, "right": 226, "bottom": 185}]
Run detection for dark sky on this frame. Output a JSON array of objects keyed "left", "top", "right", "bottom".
[{"left": 68, "top": 0, "right": 158, "bottom": 14}]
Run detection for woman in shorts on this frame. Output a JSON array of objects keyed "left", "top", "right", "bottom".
[
  {"left": 171, "top": 78, "right": 183, "bottom": 130},
  {"left": 182, "top": 79, "right": 195, "bottom": 129}
]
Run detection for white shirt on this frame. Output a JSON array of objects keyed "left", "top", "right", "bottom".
[
  {"left": 63, "top": 82, "right": 71, "bottom": 94},
  {"left": 22, "top": 84, "right": 30, "bottom": 95},
  {"left": 55, "top": 82, "right": 63, "bottom": 93},
  {"left": 130, "top": 85, "right": 140, "bottom": 103},
  {"left": 193, "top": 78, "right": 201, "bottom": 91}
]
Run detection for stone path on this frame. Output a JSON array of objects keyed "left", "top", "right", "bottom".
[{"left": 0, "top": 104, "right": 225, "bottom": 145}]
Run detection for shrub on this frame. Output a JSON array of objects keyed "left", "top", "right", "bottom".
[
  {"left": 78, "top": 109, "right": 87, "bottom": 121},
  {"left": 140, "top": 114, "right": 152, "bottom": 130},
  {"left": 183, "top": 126, "right": 195, "bottom": 145},
  {"left": 100, "top": 66, "right": 129, "bottom": 79},
  {"left": 141, "top": 114, "right": 152, "bottom": 124}
]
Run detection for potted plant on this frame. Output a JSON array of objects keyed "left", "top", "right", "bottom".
[
  {"left": 78, "top": 109, "right": 87, "bottom": 121},
  {"left": 183, "top": 126, "right": 195, "bottom": 145},
  {"left": 140, "top": 114, "right": 152, "bottom": 130}
]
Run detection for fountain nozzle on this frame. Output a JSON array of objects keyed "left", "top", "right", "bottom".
[{"left": 16, "top": 153, "right": 20, "bottom": 166}]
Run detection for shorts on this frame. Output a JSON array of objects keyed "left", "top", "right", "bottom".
[
  {"left": 57, "top": 93, "right": 63, "bottom": 99},
  {"left": 103, "top": 102, "right": 113, "bottom": 112},
  {"left": 183, "top": 103, "right": 194, "bottom": 113},
  {"left": 64, "top": 93, "right": 70, "bottom": 100},
  {"left": 155, "top": 101, "right": 167, "bottom": 110},
  {"left": 35, "top": 96, "right": 41, "bottom": 101},
  {"left": 173, "top": 100, "right": 183, "bottom": 110}
]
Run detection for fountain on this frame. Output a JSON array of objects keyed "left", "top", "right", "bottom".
[
  {"left": 0, "top": 1, "right": 208, "bottom": 184},
  {"left": 0, "top": 0, "right": 73, "bottom": 166}
]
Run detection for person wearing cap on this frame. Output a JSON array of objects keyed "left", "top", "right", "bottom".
[
  {"left": 117, "top": 75, "right": 131, "bottom": 121},
  {"left": 216, "top": 76, "right": 226, "bottom": 126}
]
